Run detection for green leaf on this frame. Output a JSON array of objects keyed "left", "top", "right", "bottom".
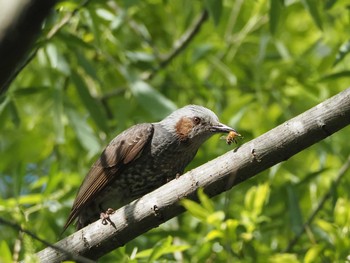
[
  {"left": 207, "top": 211, "right": 225, "bottom": 225},
  {"left": 56, "top": 1, "right": 79, "bottom": 11},
  {"left": 315, "top": 219, "right": 335, "bottom": 236},
  {"left": 125, "top": 51, "right": 155, "bottom": 63},
  {"left": 296, "top": 168, "right": 329, "bottom": 186},
  {"left": 0, "top": 96, "right": 10, "bottom": 114},
  {"left": 8, "top": 100, "right": 20, "bottom": 127},
  {"left": 269, "top": 0, "right": 283, "bottom": 35},
  {"left": 325, "top": 0, "right": 337, "bottom": 9},
  {"left": 269, "top": 253, "right": 299, "bottom": 263},
  {"left": 244, "top": 183, "right": 270, "bottom": 216},
  {"left": 134, "top": 248, "right": 152, "bottom": 259},
  {"left": 12, "top": 86, "right": 50, "bottom": 97},
  {"left": 18, "top": 194, "right": 43, "bottom": 205},
  {"left": 57, "top": 31, "right": 95, "bottom": 51},
  {"left": 254, "top": 183, "right": 270, "bottom": 215},
  {"left": 286, "top": 185, "right": 304, "bottom": 234},
  {"left": 45, "top": 43, "right": 71, "bottom": 75},
  {"left": 129, "top": 80, "right": 177, "bottom": 119},
  {"left": 321, "top": 71, "right": 350, "bottom": 81},
  {"left": 204, "top": 0, "right": 222, "bottom": 26},
  {"left": 0, "top": 241, "right": 12, "bottom": 263},
  {"left": 76, "top": 51, "right": 99, "bottom": 82},
  {"left": 301, "top": 0, "right": 323, "bottom": 30},
  {"left": 304, "top": 245, "right": 323, "bottom": 263},
  {"left": 181, "top": 199, "right": 208, "bottom": 221},
  {"left": 333, "top": 39, "right": 350, "bottom": 66},
  {"left": 334, "top": 198, "right": 350, "bottom": 227},
  {"left": 71, "top": 71, "right": 109, "bottom": 133},
  {"left": 52, "top": 85, "right": 65, "bottom": 144},
  {"left": 205, "top": 229, "right": 224, "bottom": 241},
  {"left": 148, "top": 236, "right": 189, "bottom": 261},
  {"left": 197, "top": 188, "right": 214, "bottom": 213},
  {"left": 65, "top": 107, "right": 101, "bottom": 158},
  {"left": 96, "top": 8, "right": 116, "bottom": 22}
]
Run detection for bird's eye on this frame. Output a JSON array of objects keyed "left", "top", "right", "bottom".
[{"left": 193, "top": 117, "right": 201, "bottom": 125}]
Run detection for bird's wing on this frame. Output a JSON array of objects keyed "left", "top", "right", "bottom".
[{"left": 62, "top": 123, "right": 154, "bottom": 232}]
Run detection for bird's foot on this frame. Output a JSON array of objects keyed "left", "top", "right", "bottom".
[
  {"left": 166, "top": 173, "right": 181, "bottom": 182},
  {"left": 100, "top": 208, "right": 115, "bottom": 225}
]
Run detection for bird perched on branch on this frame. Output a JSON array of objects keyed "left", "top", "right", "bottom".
[{"left": 63, "top": 105, "right": 239, "bottom": 232}]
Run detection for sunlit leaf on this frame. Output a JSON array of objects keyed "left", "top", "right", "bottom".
[
  {"left": 205, "top": 229, "right": 224, "bottom": 241},
  {"left": 130, "top": 80, "right": 177, "bottom": 119},
  {"left": 147, "top": 236, "right": 189, "bottom": 261},
  {"left": 0, "top": 241, "right": 12, "bottom": 263},
  {"left": 253, "top": 183, "right": 270, "bottom": 215},
  {"left": 207, "top": 211, "right": 225, "bottom": 227},
  {"left": 134, "top": 248, "right": 152, "bottom": 259},
  {"left": 334, "top": 198, "right": 350, "bottom": 227},
  {"left": 269, "top": 253, "right": 299, "bottom": 263},
  {"left": 18, "top": 194, "right": 43, "bottom": 205},
  {"left": 197, "top": 188, "right": 214, "bottom": 213},
  {"left": 301, "top": 0, "right": 323, "bottom": 30},
  {"left": 315, "top": 219, "right": 335, "bottom": 237},
  {"left": 45, "top": 43, "right": 71, "bottom": 75},
  {"left": 181, "top": 199, "right": 208, "bottom": 221},
  {"left": 304, "top": 245, "right": 323, "bottom": 263}
]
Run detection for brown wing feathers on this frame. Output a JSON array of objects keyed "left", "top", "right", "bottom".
[{"left": 62, "top": 123, "right": 154, "bottom": 232}]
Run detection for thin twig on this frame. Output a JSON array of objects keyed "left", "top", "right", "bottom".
[
  {"left": 283, "top": 155, "right": 350, "bottom": 252},
  {"left": 98, "top": 9, "right": 209, "bottom": 103},
  {"left": 13, "top": 232, "right": 23, "bottom": 263},
  {"left": 142, "top": 10, "right": 209, "bottom": 81},
  {"left": 100, "top": 87, "right": 127, "bottom": 119},
  {"left": 0, "top": 217, "right": 95, "bottom": 263},
  {"left": 47, "top": 0, "right": 91, "bottom": 38}
]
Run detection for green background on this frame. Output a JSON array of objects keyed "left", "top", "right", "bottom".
[{"left": 1, "top": 0, "right": 350, "bottom": 262}]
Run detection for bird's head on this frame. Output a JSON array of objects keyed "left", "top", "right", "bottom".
[{"left": 159, "top": 105, "right": 239, "bottom": 144}]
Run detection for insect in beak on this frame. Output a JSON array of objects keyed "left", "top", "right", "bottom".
[{"left": 220, "top": 130, "right": 243, "bottom": 145}]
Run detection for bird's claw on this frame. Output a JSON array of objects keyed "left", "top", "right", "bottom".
[{"left": 100, "top": 208, "right": 115, "bottom": 225}]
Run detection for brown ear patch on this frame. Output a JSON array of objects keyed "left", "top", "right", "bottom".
[{"left": 175, "top": 117, "right": 194, "bottom": 141}]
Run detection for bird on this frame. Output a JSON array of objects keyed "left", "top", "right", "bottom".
[{"left": 63, "top": 105, "right": 239, "bottom": 232}]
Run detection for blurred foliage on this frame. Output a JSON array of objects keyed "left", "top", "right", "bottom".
[{"left": 0, "top": 0, "right": 350, "bottom": 262}]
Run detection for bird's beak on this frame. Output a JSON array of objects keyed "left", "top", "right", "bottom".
[{"left": 210, "top": 122, "right": 239, "bottom": 134}]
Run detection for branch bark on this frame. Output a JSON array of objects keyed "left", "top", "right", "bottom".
[
  {"left": 0, "top": 0, "right": 57, "bottom": 95},
  {"left": 35, "top": 87, "right": 350, "bottom": 262}
]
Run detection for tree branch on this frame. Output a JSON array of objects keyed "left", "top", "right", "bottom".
[
  {"left": 0, "top": 217, "right": 95, "bottom": 263},
  {"left": 35, "top": 87, "right": 350, "bottom": 262}
]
